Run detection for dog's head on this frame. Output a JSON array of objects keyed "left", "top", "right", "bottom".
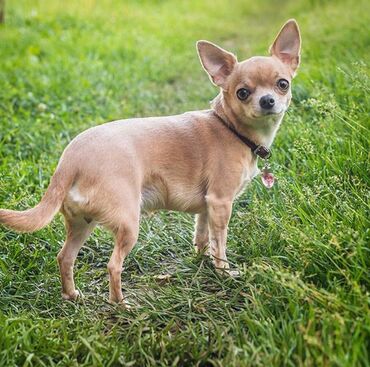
[{"left": 197, "top": 19, "right": 301, "bottom": 127}]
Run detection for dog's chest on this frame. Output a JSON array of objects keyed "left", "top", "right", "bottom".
[{"left": 236, "top": 160, "right": 260, "bottom": 196}]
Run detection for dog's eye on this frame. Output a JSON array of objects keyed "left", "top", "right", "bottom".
[
  {"left": 277, "top": 78, "right": 289, "bottom": 91},
  {"left": 236, "top": 88, "right": 251, "bottom": 101}
]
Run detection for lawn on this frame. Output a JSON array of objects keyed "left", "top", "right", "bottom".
[{"left": 0, "top": 0, "right": 369, "bottom": 366}]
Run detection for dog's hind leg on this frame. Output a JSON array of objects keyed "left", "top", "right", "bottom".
[
  {"left": 107, "top": 211, "right": 140, "bottom": 304},
  {"left": 57, "top": 215, "right": 96, "bottom": 300}
]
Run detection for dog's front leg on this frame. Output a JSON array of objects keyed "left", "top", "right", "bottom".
[
  {"left": 193, "top": 212, "right": 209, "bottom": 254},
  {"left": 206, "top": 194, "right": 232, "bottom": 271}
]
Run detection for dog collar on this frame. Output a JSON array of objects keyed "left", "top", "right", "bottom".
[
  {"left": 213, "top": 111, "right": 271, "bottom": 160},
  {"left": 213, "top": 110, "right": 275, "bottom": 189}
]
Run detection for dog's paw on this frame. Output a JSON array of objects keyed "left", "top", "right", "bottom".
[
  {"left": 108, "top": 298, "right": 133, "bottom": 309},
  {"left": 226, "top": 269, "right": 241, "bottom": 277},
  {"left": 62, "top": 289, "right": 82, "bottom": 301},
  {"left": 216, "top": 267, "right": 241, "bottom": 278},
  {"left": 120, "top": 299, "right": 133, "bottom": 309}
]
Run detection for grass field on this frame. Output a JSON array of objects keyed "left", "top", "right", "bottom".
[{"left": 0, "top": 0, "right": 369, "bottom": 366}]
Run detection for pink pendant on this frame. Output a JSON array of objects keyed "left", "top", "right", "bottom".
[{"left": 261, "top": 168, "right": 275, "bottom": 188}]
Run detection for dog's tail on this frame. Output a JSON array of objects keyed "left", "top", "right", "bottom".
[{"left": 0, "top": 161, "right": 75, "bottom": 233}]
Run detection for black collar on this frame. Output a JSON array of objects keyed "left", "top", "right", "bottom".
[{"left": 213, "top": 111, "right": 271, "bottom": 160}]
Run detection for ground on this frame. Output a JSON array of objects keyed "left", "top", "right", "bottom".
[{"left": 0, "top": 0, "right": 369, "bottom": 366}]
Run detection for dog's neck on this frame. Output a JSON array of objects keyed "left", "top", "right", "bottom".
[{"left": 211, "top": 93, "right": 283, "bottom": 149}]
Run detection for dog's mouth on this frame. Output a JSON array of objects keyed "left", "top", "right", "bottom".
[{"left": 251, "top": 109, "right": 284, "bottom": 119}]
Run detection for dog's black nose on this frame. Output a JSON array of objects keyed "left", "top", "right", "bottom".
[{"left": 259, "top": 95, "right": 275, "bottom": 109}]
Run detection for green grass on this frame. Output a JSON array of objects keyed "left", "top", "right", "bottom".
[{"left": 0, "top": 0, "right": 369, "bottom": 366}]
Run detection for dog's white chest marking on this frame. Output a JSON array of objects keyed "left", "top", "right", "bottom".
[
  {"left": 249, "top": 164, "right": 260, "bottom": 181},
  {"left": 237, "top": 162, "right": 260, "bottom": 196}
]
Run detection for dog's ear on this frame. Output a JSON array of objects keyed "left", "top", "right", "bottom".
[
  {"left": 269, "top": 19, "right": 301, "bottom": 75},
  {"left": 197, "top": 40, "right": 237, "bottom": 89}
]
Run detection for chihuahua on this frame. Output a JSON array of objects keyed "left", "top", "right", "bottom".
[{"left": 0, "top": 20, "right": 301, "bottom": 303}]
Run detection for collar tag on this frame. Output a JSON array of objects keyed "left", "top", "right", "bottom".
[
  {"left": 261, "top": 160, "right": 275, "bottom": 189},
  {"left": 213, "top": 111, "right": 272, "bottom": 159}
]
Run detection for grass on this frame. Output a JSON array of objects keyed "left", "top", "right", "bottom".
[{"left": 0, "top": 0, "right": 369, "bottom": 366}]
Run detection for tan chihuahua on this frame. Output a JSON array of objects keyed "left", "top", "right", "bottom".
[{"left": 0, "top": 20, "right": 301, "bottom": 303}]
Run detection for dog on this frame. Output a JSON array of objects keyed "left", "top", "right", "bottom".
[{"left": 0, "top": 20, "right": 301, "bottom": 303}]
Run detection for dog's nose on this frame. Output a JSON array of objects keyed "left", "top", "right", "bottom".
[{"left": 259, "top": 95, "right": 275, "bottom": 109}]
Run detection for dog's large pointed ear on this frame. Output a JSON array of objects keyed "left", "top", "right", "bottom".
[
  {"left": 197, "top": 40, "right": 237, "bottom": 89},
  {"left": 269, "top": 19, "right": 301, "bottom": 75}
]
